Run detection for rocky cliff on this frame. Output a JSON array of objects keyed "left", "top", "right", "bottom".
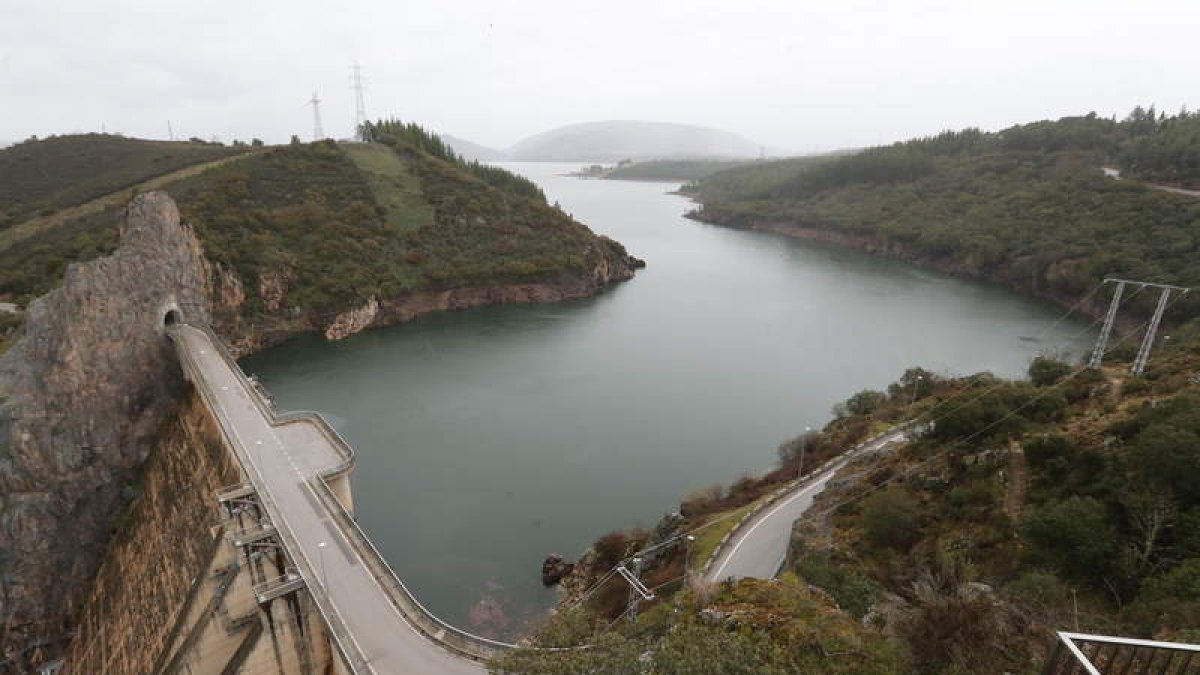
[
  {"left": 214, "top": 240, "right": 642, "bottom": 355},
  {"left": 0, "top": 192, "right": 210, "bottom": 670},
  {"left": 62, "top": 389, "right": 238, "bottom": 675}
]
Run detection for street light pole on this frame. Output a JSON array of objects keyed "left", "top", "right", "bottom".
[
  {"left": 683, "top": 534, "right": 696, "bottom": 585},
  {"left": 798, "top": 426, "right": 812, "bottom": 480}
]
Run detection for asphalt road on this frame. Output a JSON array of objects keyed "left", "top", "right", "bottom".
[
  {"left": 704, "top": 428, "right": 908, "bottom": 582},
  {"left": 171, "top": 325, "right": 486, "bottom": 675}
]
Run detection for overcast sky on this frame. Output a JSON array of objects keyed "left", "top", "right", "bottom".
[{"left": 3, "top": 0, "right": 1198, "bottom": 153}]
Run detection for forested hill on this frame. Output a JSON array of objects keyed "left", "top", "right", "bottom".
[
  {"left": 688, "top": 108, "right": 1200, "bottom": 322},
  {"left": 0, "top": 123, "right": 640, "bottom": 353}
]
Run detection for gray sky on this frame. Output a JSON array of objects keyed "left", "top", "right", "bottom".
[{"left": 3, "top": 0, "right": 1198, "bottom": 153}]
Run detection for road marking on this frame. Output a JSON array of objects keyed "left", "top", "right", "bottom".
[
  {"left": 709, "top": 473, "right": 831, "bottom": 581},
  {"left": 177, "top": 325, "right": 482, "bottom": 674},
  {"left": 708, "top": 431, "right": 908, "bottom": 581}
]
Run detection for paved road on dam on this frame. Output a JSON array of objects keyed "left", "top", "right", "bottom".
[
  {"left": 704, "top": 428, "right": 909, "bottom": 582},
  {"left": 170, "top": 325, "right": 485, "bottom": 675}
]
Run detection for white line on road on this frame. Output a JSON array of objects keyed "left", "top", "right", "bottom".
[{"left": 709, "top": 474, "right": 829, "bottom": 581}]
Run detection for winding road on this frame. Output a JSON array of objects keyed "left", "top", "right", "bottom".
[{"left": 704, "top": 427, "right": 909, "bottom": 582}]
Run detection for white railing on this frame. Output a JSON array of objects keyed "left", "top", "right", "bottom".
[{"left": 1042, "top": 631, "right": 1200, "bottom": 675}]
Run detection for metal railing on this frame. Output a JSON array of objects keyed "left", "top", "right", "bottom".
[{"left": 1042, "top": 632, "right": 1200, "bottom": 675}]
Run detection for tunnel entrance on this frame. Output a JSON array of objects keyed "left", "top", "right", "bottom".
[{"left": 164, "top": 309, "right": 181, "bottom": 327}]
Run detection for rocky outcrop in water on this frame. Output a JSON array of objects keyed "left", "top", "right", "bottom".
[
  {"left": 0, "top": 192, "right": 209, "bottom": 670},
  {"left": 541, "top": 554, "right": 575, "bottom": 587}
]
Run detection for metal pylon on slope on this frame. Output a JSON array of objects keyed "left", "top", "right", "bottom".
[
  {"left": 617, "top": 558, "right": 654, "bottom": 623},
  {"left": 351, "top": 62, "right": 368, "bottom": 140},
  {"left": 1088, "top": 277, "right": 1190, "bottom": 375},
  {"left": 308, "top": 91, "right": 324, "bottom": 141},
  {"left": 1088, "top": 280, "right": 1126, "bottom": 368},
  {"left": 1132, "top": 287, "right": 1172, "bottom": 376}
]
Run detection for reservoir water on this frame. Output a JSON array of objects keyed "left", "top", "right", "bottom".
[{"left": 241, "top": 162, "right": 1094, "bottom": 638}]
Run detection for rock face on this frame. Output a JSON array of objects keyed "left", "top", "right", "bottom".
[
  {"left": 0, "top": 192, "right": 209, "bottom": 669},
  {"left": 541, "top": 554, "right": 575, "bottom": 587},
  {"left": 62, "top": 390, "right": 239, "bottom": 675},
  {"left": 324, "top": 296, "right": 380, "bottom": 341}
]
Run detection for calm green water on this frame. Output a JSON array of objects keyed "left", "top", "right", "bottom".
[{"left": 242, "top": 162, "right": 1093, "bottom": 638}]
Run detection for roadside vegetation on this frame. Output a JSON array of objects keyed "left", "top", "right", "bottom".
[
  {"left": 688, "top": 108, "right": 1200, "bottom": 324},
  {"left": 496, "top": 322, "right": 1200, "bottom": 674}
]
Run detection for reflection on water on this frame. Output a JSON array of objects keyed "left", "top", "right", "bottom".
[{"left": 242, "top": 162, "right": 1093, "bottom": 638}]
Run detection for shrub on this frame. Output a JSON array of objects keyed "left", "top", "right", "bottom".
[
  {"left": 1029, "top": 356, "right": 1072, "bottom": 387},
  {"left": 1024, "top": 496, "right": 1118, "bottom": 582},
  {"left": 792, "top": 553, "right": 879, "bottom": 618},
  {"left": 861, "top": 487, "right": 923, "bottom": 551}
]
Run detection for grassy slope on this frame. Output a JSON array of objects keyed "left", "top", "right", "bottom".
[
  {"left": 342, "top": 142, "right": 434, "bottom": 232},
  {"left": 0, "top": 134, "right": 246, "bottom": 227}
]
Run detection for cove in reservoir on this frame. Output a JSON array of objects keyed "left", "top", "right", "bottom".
[{"left": 242, "top": 162, "right": 1094, "bottom": 639}]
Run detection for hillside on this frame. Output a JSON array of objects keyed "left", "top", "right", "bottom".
[
  {"left": 506, "top": 120, "right": 760, "bottom": 162},
  {"left": 0, "top": 123, "right": 641, "bottom": 354},
  {"left": 687, "top": 109, "right": 1200, "bottom": 324},
  {"left": 0, "top": 134, "right": 249, "bottom": 228},
  {"left": 495, "top": 325, "right": 1200, "bottom": 674}
]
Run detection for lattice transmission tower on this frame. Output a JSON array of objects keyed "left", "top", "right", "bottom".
[
  {"left": 351, "top": 62, "right": 368, "bottom": 140},
  {"left": 1089, "top": 277, "right": 1190, "bottom": 375},
  {"left": 308, "top": 91, "right": 325, "bottom": 141}
]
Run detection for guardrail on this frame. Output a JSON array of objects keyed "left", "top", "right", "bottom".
[
  {"left": 1042, "top": 631, "right": 1199, "bottom": 674},
  {"left": 700, "top": 423, "right": 913, "bottom": 581},
  {"left": 169, "top": 322, "right": 514, "bottom": 668}
]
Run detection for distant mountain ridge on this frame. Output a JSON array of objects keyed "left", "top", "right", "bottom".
[
  {"left": 440, "top": 134, "right": 508, "bottom": 163},
  {"left": 506, "top": 120, "right": 760, "bottom": 162}
]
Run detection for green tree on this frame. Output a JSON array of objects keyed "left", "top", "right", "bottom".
[{"left": 1024, "top": 496, "right": 1118, "bottom": 582}]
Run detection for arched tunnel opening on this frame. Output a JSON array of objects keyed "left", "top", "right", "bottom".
[{"left": 163, "top": 309, "right": 181, "bottom": 327}]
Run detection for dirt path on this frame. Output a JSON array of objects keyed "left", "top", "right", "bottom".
[
  {"left": 1005, "top": 440, "right": 1028, "bottom": 523},
  {"left": 1102, "top": 166, "right": 1200, "bottom": 198},
  {"left": 0, "top": 151, "right": 260, "bottom": 253}
]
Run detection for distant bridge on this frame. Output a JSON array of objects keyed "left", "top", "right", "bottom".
[{"left": 168, "top": 322, "right": 506, "bottom": 674}]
